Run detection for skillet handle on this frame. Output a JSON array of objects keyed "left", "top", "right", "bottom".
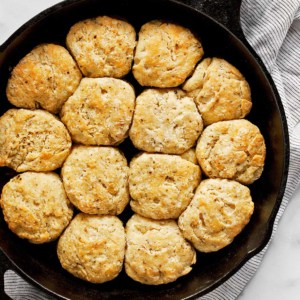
[{"left": 179, "top": 0, "right": 247, "bottom": 42}]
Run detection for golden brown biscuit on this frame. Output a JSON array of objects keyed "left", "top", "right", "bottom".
[
  {"left": 180, "top": 148, "right": 198, "bottom": 165},
  {"left": 129, "top": 88, "right": 203, "bottom": 154},
  {"left": 125, "top": 214, "right": 196, "bottom": 285},
  {"left": 60, "top": 77, "right": 135, "bottom": 146},
  {"left": 0, "top": 172, "right": 73, "bottom": 244},
  {"left": 66, "top": 16, "right": 136, "bottom": 78},
  {"left": 182, "top": 57, "right": 252, "bottom": 125},
  {"left": 178, "top": 179, "right": 254, "bottom": 252},
  {"left": 61, "top": 145, "right": 129, "bottom": 215},
  {"left": 0, "top": 109, "right": 72, "bottom": 172},
  {"left": 6, "top": 43, "right": 82, "bottom": 114},
  {"left": 57, "top": 213, "right": 125, "bottom": 283},
  {"left": 133, "top": 20, "right": 204, "bottom": 87},
  {"left": 196, "top": 119, "right": 266, "bottom": 185},
  {"left": 129, "top": 153, "right": 201, "bottom": 219}
]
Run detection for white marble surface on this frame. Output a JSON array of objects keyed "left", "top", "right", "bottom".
[
  {"left": 0, "top": 1, "right": 300, "bottom": 300},
  {"left": 239, "top": 184, "right": 300, "bottom": 300}
]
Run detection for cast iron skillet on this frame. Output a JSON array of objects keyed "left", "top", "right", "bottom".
[{"left": 0, "top": 0, "right": 290, "bottom": 299}]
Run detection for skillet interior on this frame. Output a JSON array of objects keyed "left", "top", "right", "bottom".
[{"left": 0, "top": 0, "right": 289, "bottom": 299}]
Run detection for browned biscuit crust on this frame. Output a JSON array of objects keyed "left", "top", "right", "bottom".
[
  {"left": 60, "top": 77, "right": 135, "bottom": 146},
  {"left": 183, "top": 57, "right": 252, "bottom": 125},
  {"left": 129, "top": 153, "right": 201, "bottom": 219},
  {"left": 0, "top": 109, "right": 72, "bottom": 172},
  {"left": 125, "top": 214, "right": 196, "bottom": 285},
  {"left": 133, "top": 20, "right": 204, "bottom": 87},
  {"left": 57, "top": 213, "right": 126, "bottom": 283},
  {"left": 0, "top": 172, "right": 74, "bottom": 244},
  {"left": 66, "top": 16, "right": 136, "bottom": 78},
  {"left": 129, "top": 88, "right": 203, "bottom": 154},
  {"left": 178, "top": 179, "right": 254, "bottom": 252},
  {"left": 6, "top": 43, "right": 82, "bottom": 114},
  {"left": 61, "top": 145, "right": 129, "bottom": 215},
  {"left": 180, "top": 148, "right": 199, "bottom": 165},
  {"left": 196, "top": 119, "right": 266, "bottom": 185}
]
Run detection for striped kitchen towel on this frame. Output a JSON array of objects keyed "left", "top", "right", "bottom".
[
  {"left": 201, "top": 0, "right": 300, "bottom": 299},
  {"left": 2, "top": 0, "right": 300, "bottom": 299}
]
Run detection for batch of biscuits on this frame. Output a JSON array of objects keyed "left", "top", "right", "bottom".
[{"left": 0, "top": 16, "right": 266, "bottom": 285}]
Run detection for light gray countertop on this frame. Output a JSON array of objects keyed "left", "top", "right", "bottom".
[{"left": 0, "top": 1, "right": 299, "bottom": 299}]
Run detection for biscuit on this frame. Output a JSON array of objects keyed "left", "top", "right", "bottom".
[
  {"left": 61, "top": 145, "right": 129, "bottom": 215},
  {"left": 180, "top": 148, "right": 198, "bottom": 165},
  {"left": 66, "top": 16, "right": 136, "bottom": 78},
  {"left": 125, "top": 214, "right": 196, "bottom": 285},
  {"left": 178, "top": 179, "right": 254, "bottom": 252},
  {"left": 0, "top": 172, "right": 74, "bottom": 244},
  {"left": 129, "top": 88, "right": 203, "bottom": 154},
  {"left": 57, "top": 213, "right": 125, "bottom": 283},
  {"left": 60, "top": 77, "right": 135, "bottom": 145},
  {"left": 129, "top": 153, "right": 201, "bottom": 219},
  {"left": 6, "top": 43, "right": 82, "bottom": 114},
  {"left": 0, "top": 109, "right": 72, "bottom": 172},
  {"left": 133, "top": 20, "right": 203, "bottom": 87},
  {"left": 182, "top": 57, "right": 252, "bottom": 125},
  {"left": 196, "top": 119, "right": 266, "bottom": 185}
]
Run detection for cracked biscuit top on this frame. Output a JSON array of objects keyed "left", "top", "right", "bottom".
[
  {"left": 6, "top": 43, "right": 82, "bottom": 114},
  {"left": 178, "top": 178, "right": 254, "bottom": 252},
  {"left": 182, "top": 57, "right": 252, "bottom": 125},
  {"left": 66, "top": 16, "right": 136, "bottom": 78},
  {"left": 196, "top": 119, "right": 266, "bottom": 185},
  {"left": 57, "top": 213, "right": 125, "bottom": 283},
  {"left": 129, "top": 88, "right": 203, "bottom": 154},
  {"left": 0, "top": 172, "right": 74, "bottom": 244},
  {"left": 132, "top": 20, "right": 204, "bottom": 87},
  {"left": 129, "top": 152, "right": 201, "bottom": 219},
  {"left": 0, "top": 109, "right": 72, "bottom": 172},
  {"left": 61, "top": 145, "right": 129, "bottom": 215},
  {"left": 125, "top": 214, "right": 196, "bottom": 285},
  {"left": 60, "top": 77, "right": 135, "bottom": 146}
]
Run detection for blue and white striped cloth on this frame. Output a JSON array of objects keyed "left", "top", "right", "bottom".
[
  {"left": 202, "top": 0, "right": 300, "bottom": 298},
  {"left": 2, "top": 0, "right": 300, "bottom": 299}
]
